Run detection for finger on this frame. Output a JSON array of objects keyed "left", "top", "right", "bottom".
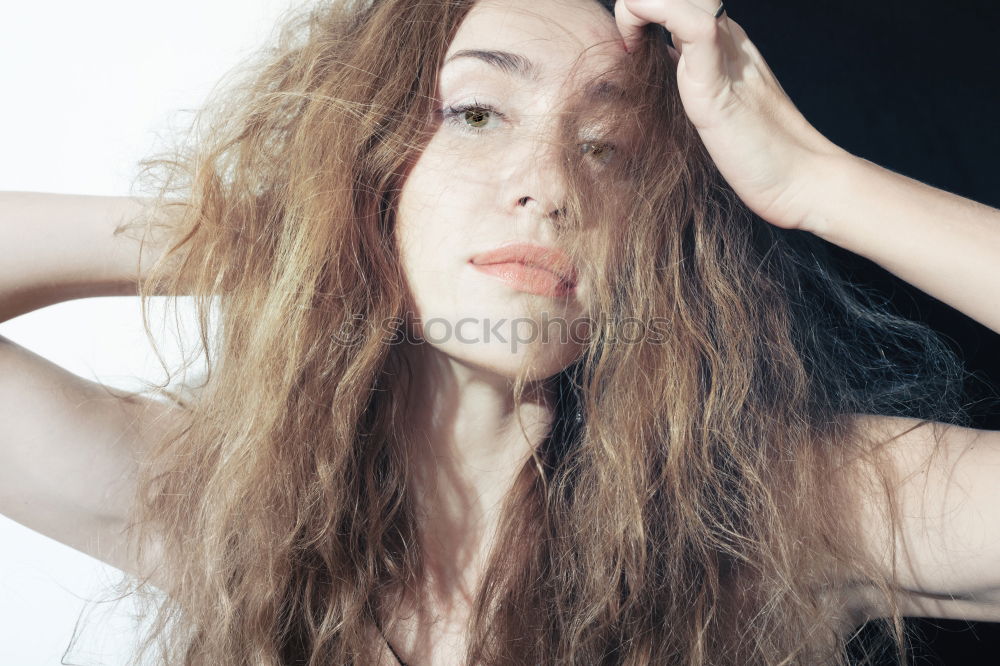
[
  {"left": 684, "top": 0, "right": 724, "bottom": 18},
  {"left": 614, "top": 0, "right": 649, "bottom": 53},
  {"left": 621, "top": 0, "right": 726, "bottom": 83},
  {"left": 623, "top": 0, "right": 722, "bottom": 44}
]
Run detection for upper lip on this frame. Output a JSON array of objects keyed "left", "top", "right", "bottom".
[{"left": 470, "top": 242, "right": 578, "bottom": 286}]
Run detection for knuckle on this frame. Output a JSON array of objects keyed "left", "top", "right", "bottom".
[{"left": 693, "top": 16, "right": 721, "bottom": 41}]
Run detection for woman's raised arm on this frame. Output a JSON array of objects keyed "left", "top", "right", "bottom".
[
  {"left": 0, "top": 191, "right": 169, "bottom": 322},
  {"left": 841, "top": 414, "right": 1000, "bottom": 624},
  {"left": 0, "top": 190, "right": 181, "bottom": 586},
  {"left": 615, "top": 0, "right": 1000, "bottom": 625},
  {"left": 804, "top": 154, "right": 1000, "bottom": 337},
  {"left": 615, "top": 0, "right": 1000, "bottom": 337}
]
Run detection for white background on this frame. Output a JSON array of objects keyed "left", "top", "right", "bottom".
[{"left": 0, "top": 1, "right": 297, "bottom": 663}]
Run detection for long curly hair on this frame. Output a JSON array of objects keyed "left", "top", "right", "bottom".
[{"left": 79, "top": 0, "right": 974, "bottom": 664}]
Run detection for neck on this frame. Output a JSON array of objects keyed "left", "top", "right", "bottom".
[{"left": 400, "top": 342, "right": 556, "bottom": 607}]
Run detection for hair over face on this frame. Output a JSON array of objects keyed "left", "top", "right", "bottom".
[{"left": 88, "top": 0, "right": 974, "bottom": 664}]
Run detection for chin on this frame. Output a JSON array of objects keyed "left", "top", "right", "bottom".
[
  {"left": 428, "top": 337, "right": 583, "bottom": 383},
  {"left": 404, "top": 294, "right": 589, "bottom": 382}
]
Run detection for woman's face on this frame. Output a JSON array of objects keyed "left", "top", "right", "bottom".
[{"left": 396, "top": 0, "right": 624, "bottom": 381}]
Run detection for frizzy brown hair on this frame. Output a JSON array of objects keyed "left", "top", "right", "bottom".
[{"left": 73, "top": 0, "right": 974, "bottom": 664}]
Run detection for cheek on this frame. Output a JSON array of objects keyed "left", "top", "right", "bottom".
[
  {"left": 396, "top": 141, "right": 491, "bottom": 265},
  {"left": 396, "top": 151, "right": 440, "bottom": 255},
  {"left": 396, "top": 160, "right": 451, "bottom": 269},
  {"left": 395, "top": 155, "right": 472, "bottom": 317}
]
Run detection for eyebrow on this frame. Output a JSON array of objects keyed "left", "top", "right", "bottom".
[
  {"left": 443, "top": 49, "right": 624, "bottom": 100},
  {"left": 444, "top": 49, "right": 539, "bottom": 79}
]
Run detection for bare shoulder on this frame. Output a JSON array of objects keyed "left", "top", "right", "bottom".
[
  {"left": 836, "top": 412, "right": 1000, "bottom": 624},
  {"left": 0, "top": 333, "right": 182, "bottom": 588}
]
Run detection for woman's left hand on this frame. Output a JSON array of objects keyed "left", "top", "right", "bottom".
[{"left": 615, "top": 0, "right": 851, "bottom": 232}]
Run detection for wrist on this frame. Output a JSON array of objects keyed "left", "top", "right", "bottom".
[{"left": 797, "top": 149, "right": 867, "bottom": 241}]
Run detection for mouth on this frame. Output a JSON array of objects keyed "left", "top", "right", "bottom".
[{"left": 470, "top": 242, "right": 578, "bottom": 298}]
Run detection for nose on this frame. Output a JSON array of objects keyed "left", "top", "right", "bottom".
[
  {"left": 501, "top": 135, "right": 568, "bottom": 223},
  {"left": 516, "top": 194, "right": 565, "bottom": 221}
]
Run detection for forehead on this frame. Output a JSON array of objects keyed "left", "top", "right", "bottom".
[{"left": 446, "top": 0, "right": 623, "bottom": 77}]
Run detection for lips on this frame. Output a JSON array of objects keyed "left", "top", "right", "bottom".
[
  {"left": 470, "top": 242, "right": 578, "bottom": 285},
  {"left": 469, "top": 242, "right": 578, "bottom": 299}
]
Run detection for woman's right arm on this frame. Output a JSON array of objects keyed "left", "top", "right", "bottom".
[
  {"left": 0, "top": 191, "right": 169, "bottom": 322},
  {"left": 0, "top": 191, "right": 182, "bottom": 586}
]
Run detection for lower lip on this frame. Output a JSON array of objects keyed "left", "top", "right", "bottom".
[{"left": 471, "top": 262, "right": 575, "bottom": 298}]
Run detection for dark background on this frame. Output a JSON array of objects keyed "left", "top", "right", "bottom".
[{"left": 725, "top": 0, "right": 1000, "bottom": 663}]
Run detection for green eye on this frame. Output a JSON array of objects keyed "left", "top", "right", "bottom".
[
  {"left": 442, "top": 103, "right": 500, "bottom": 132},
  {"left": 463, "top": 108, "right": 491, "bottom": 128},
  {"left": 581, "top": 141, "right": 615, "bottom": 164}
]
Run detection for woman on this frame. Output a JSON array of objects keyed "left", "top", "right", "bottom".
[{"left": 1, "top": 0, "right": 998, "bottom": 664}]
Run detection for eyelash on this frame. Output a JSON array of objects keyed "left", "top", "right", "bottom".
[
  {"left": 440, "top": 99, "right": 504, "bottom": 135},
  {"left": 439, "top": 99, "right": 618, "bottom": 163}
]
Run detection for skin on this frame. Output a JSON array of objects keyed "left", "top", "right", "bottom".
[
  {"left": 615, "top": 0, "right": 1000, "bottom": 630},
  {"left": 2, "top": 1, "right": 1000, "bottom": 665},
  {"left": 385, "top": 0, "right": 1000, "bottom": 662},
  {"left": 389, "top": 0, "right": 626, "bottom": 659}
]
